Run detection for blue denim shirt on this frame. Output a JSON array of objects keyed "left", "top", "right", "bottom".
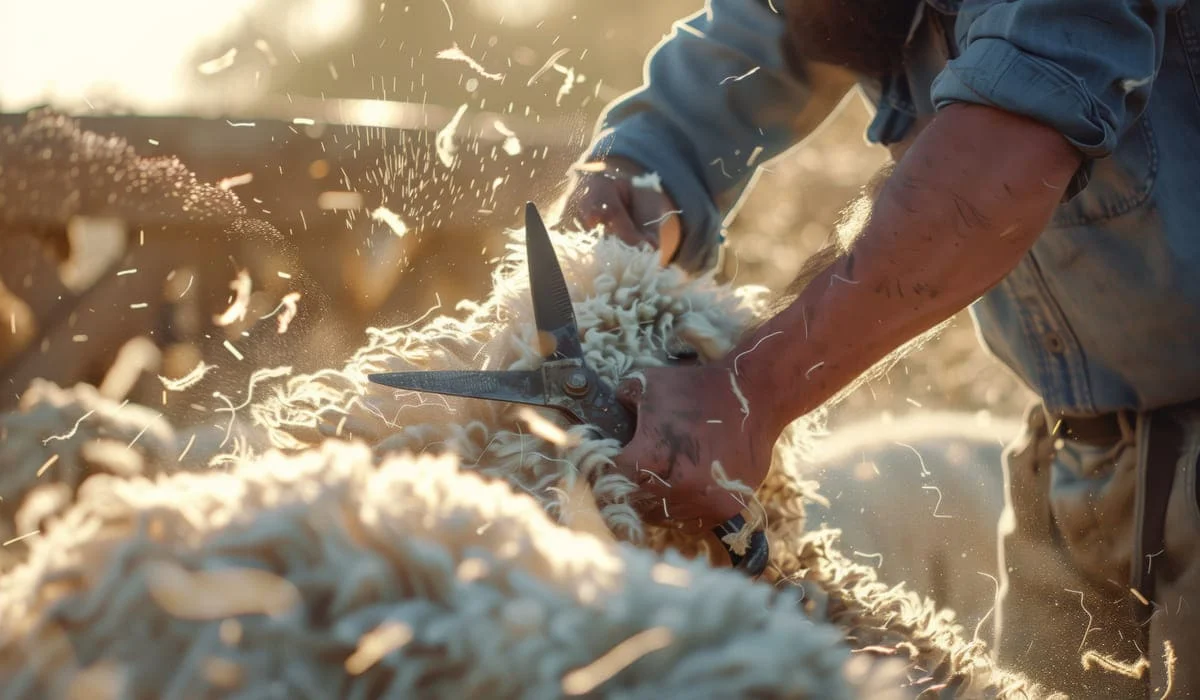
[{"left": 589, "top": 0, "right": 1200, "bottom": 416}]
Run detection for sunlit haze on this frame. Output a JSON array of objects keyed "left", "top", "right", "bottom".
[{"left": 0, "top": 0, "right": 360, "bottom": 114}]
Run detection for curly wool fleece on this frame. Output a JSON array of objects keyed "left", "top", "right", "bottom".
[{"left": 0, "top": 442, "right": 907, "bottom": 699}]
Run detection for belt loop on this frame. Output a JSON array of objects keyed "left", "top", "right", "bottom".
[{"left": 1130, "top": 409, "right": 1181, "bottom": 626}]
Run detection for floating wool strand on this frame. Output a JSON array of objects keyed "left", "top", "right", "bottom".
[
  {"left": 710, "top": 460, "right": 766, "bottom": 556},
  {"left": 159, "top": 361, "right": 217, "bottom": 392},
  {"left": 41, "top": 410, "right": 94, "bottom": 445},
  {"left": 259, "top": 293, "right": 302, "bottom": 334},
  {"left": 552, "top": 64, "right": 577, "bottom": 106},
  {"left": 436, "top": 44, "right": 504, "bottom": 81},
  {"left": 197, "top": 48, "right": 238, "bottom": 75},
  {"left": 561, "top": 627, "right": 675, "bottom": 695},
  {"left": 274, "top": 292, "right": 301, "bottom": 334},
  {"left": 527, "top": 48, "right": 570, "bottom": 87},
  {"left": 493, "top": 120, "right": 522, "bottom": 156},
  {"left": 728, "top": 370, "right": 752, "bottom": 431},
  {"left": 370, "top": 207, "right": 409, "bottom": 237},
  {"left": 630, "top": 172, "right": 663, "bottom": 193},
  {"left": 434, "top": 104, "right": 469, "bottom": 168},
  {"left": 213, "top": 270, "right": 252, "bottom": 327},
  {"left": 516, "top": 407, "right": 573, "bottom": 447},
  {"left": 1080, "top": 650, "right": 1150, "bottom": 680},
  {"left": 1161, "top": 640, "right": 1177, "bottom": 699}
]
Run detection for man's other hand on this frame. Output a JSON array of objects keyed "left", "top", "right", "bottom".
[
  {"left": 555, "top": 157, "right": 684, "bottom": 267},
  {"left": 610, "top": 365, "right": 779, "bottom": 532}
]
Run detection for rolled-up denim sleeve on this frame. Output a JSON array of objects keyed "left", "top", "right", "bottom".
[
  {"left": 931, "top": 0, "right": 1184, "bottom": 158},
  {"left": 588, "top": 0, "right": 814, "bottom": 271}
]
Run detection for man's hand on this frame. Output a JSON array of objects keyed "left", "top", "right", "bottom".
[
  {"left": 556, "top": 157, "right": 684, "bottom": 267},
  {"left": 610, "top": 364, "right": 780, "bottom": 532},
  {"left": 606, "top": 103, "right": 1082, "bottom": 534}
]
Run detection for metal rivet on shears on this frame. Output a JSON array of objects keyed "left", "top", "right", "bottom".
[{"left": 563, "top": 371, "right": 589, "bottom": 397}]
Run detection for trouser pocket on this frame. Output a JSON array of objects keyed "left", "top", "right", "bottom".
[
  {"left": 996, "top": 405, "right": 1145, "bottom": 698},
  {"left": 1045, "top": 417, "right": 1139, "bottom": 589}
]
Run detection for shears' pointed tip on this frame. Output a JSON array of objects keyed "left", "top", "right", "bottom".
[
  {"left": 366, "top": 372, "right": 411, "bottom": 389},
  {"left": 524, "top": 201, "right": 542, "bottom": 226}
]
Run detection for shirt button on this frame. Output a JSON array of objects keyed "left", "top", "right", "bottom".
[{"left": 1043, "top": 332, "right": 1065, "bottom": 354}]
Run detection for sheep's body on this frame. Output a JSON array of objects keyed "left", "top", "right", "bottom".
[
  {"left": 801, "top": 411, "right": 1019, "bottom": 633},
  {"left": 0, "top": 230, "right": 1052, "bottom": 698}
]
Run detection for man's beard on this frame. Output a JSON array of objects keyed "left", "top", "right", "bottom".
[{"left": 782, "top": 0, "right": 922, "bottom": 78}]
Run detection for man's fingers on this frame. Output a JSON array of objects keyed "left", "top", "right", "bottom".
[
  {"left": 574, "top": 181, "right": 647, "bottom": 248},
  {"left": 704, "top": 489, "right": 750, "bottom": 530},
  {"left": 658, "top": 217, "right": 683, "bottom": 268},
  {"left": 630, "top": 187, "right": 682, "bottom": 265},
  {"left": 614, "top": 453, "right": 748, "bottom": 531},
  {"left": 611, "top": 436, "right": 672, "bottom": 509},
  {"left": 614, "top": 376, "right": 646, "bottom": 411}
]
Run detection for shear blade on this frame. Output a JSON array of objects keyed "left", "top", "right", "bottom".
[
  {"left": 525, "top": 202, "right": 583, "bottom": 360},
  {"left": 368, "top": 370, "right": 551, "bottom": 408}
]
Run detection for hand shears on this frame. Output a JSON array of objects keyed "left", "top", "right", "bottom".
[{"left": 369, "top": 203, "right": 769, "bottom": 577}]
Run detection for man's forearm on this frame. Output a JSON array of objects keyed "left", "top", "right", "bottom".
[{"left": 729, "top": 104, "right": 1083, "bottom": 435}]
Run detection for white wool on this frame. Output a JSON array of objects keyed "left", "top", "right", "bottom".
[{"left": 0, "top": 442, "right": 882, "bottom": 699}]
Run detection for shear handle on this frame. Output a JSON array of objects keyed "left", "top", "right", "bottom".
[{"left": 712, "top": 514, "right": 769, "bottom": 578}]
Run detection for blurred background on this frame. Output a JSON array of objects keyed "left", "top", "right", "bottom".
[{"left": 0, "top": 0, "right": 1031, "bottom": 427}]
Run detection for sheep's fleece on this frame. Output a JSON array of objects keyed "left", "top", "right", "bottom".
[{"left": 0, "top": 229, "right": 1054, "bottom": 698}]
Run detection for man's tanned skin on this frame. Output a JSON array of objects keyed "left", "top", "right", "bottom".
[{"left": 611, "top": 103, "right": 1083, "bottom": 530}]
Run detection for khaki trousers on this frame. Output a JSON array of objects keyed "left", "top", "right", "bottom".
[{"left": 997, "top": 404, "right": 1200, "bottom": 698}]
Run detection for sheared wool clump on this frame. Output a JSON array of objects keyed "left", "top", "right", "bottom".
[{"left": 0, "top": 441, "right": 903, "bottom": 699}]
